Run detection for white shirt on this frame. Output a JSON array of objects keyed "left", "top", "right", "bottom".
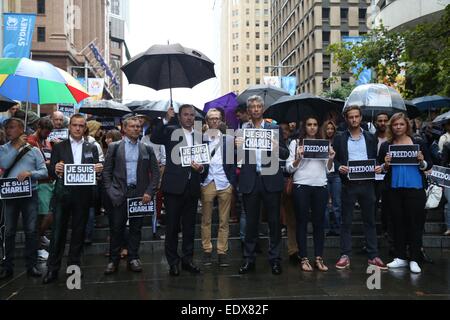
[
  {"left": 70, "top": 136, "right": 84, "bottom": 165},
  {"left": 202, "top": 133, "right": 230, "bottom": 190},
  {"left": 286, "top": 139, "right": 331, "bottom": 186}
]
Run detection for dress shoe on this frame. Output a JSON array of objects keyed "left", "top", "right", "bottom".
[
  {"left": 169, "top": 264, "right": 180, "bottom": 276},
  {"left": 0, "top": 268, "right": 13, "bottom": 280},
  {"left": 181, "top": 261, "right": 201, "bottom": 274},
  {"left": 238, "top": 261, "right": 255, "bottom": 274},
  {"left": 42, "top": 271, "right": 58, "bottom": 284},
  {"left": 271, "top": 263, "right": 282, "bottom": 275},
  {"left": 289, "top": 253, "right": 300, "bottom": 265},
  {"left": 127, "top": 259, "right": 143, "bottom": 272},
  {"left": 27, "top": 266, "right": 42, "bottom": 278},
  {"left": 104, "top": 262, "right": 119, "bottom": 275}
]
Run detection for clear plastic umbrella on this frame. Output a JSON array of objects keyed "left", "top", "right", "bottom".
[{"left": 344, "top": 84, "right": 406, "bottom": 119}]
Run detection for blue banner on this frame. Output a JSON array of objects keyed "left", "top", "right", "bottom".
[
  {"left": 342, "top": 36, "right": 372, "bottom": 85},
  {"left": 3, "top": 13, "right": 36, "bottom": 58},
  {"left": 281, "top": 76, "right": 297, "bottom": 96}
]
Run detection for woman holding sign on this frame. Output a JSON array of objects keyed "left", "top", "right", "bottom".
[
  {"left": 286, "top": 116, "right": 335, "bottom": 272},
  {"left": 378, "top": 112, "right": 432, "bottom": 274}
]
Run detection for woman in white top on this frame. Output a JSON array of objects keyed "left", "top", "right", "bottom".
[{"left": 286, "top": 116, "right": 335, "bottom": 272}]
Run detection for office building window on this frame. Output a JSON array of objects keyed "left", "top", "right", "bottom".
[
  {"left": 341, "top": 8, "right": 348, "bottom": 19},
  {"left": 256, "top": 43, "right": 260, "bottom": 50},
  {"left": 255, "top": 20, "right": 260, "bottom": 27},
  {"left": 256, "top": 55, "right": 260, "bottom": 61},
  {"left": 256, "top": 78, "right": 261, "bottom": 84},
  {"left": 37, "top": 27, "right": 46, "bottom": 42},
  {"left": 322, "top": 8, "right": 329, "bottom": 19},
  {"left": 264, "top": 44, "right": 269, "bottom": 50},
  {"left": 256, "top": 32, "right": 260, "bottom": 38},
  {"left": 264, "top": 67, "right": 269, "bottom": 73},
  {"left": 264, "top": 20, "right": 269, "bottom": 27},
  {"left": 322, "top": 31, "right": 330, "bottom": 43},
  {"left": 37, "top": 0, "right": 45, "bottom": 14},
  {"left": 247, "top": 66, "right": 250, "bottom": 73},
  {"left": 111, "top": 0, "right": 120, "bottom": 15},
  {"left": 359, "top": 8, "right": 366, "bottom": 20},
  {"left": 247, "top": 78, "right": 250, "bottom": 84},
  {"left": 264, "top": 55, "right": 269, "bottom": 62}
]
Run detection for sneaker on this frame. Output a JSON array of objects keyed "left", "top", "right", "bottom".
[
  {"left": 387, "top": 258, "right": 408, "bottom": 269},
  {"left": 409, "top": 261, "right": 421, "bottom": 273},
  {"left": 444, "top": 229, "right": 450, "bottom": 236},
  {"left": 368, "top": 257, "right": 388, "bottom": 270},
  {"left": 335, "top": 255, "right": 350, "bottom": 270},
  {"left": 202, "top": 252, "right": 212, "bottom": 266},
  {"left": 37, "top": 249, "right": 49, "bottom": 261},
  {"left": 218, "top": 254, "right": 230, "bottom": 267},
  {"left": 40, "top": 235, "right": 50, "bottom": 247}
]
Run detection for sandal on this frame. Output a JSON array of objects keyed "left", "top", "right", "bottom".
[
  {"left": 300, "top": 257, "right": 313, "bottom": 272},
  {"left": 315, "top": 257, "right": 328, "bottom": 272}
]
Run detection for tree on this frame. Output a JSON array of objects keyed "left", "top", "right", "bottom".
[{"left": 322, "top": 82, "right": 356, "bottom": 100}]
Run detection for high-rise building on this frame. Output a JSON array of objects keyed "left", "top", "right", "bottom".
[
  {"left": 220, "top": 0, "right": 273, "bottom": 95},
  {"left": 271, "top": 0, "right": 370, "bottom": 95},
  {"left": 1, "top": 0, "right": 129, "bottom": 101}
]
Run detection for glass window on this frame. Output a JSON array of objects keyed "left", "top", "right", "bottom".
[
  {"left": 37, "top": 0, "right": 45, "bottom": 14},
  {"left": 37, "top": 27, "right": 46, "bottom": 42}
]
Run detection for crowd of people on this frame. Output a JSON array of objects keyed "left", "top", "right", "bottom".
[{"left": 0, "top": 95, "right": 449, "bottom": 283}]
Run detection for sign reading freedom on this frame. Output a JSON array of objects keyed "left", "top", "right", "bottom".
[
  {"left": 389, "top": 144, "right": 420, "bottom": 165},
  {"left": 303, "top": 139, "right": 329, "bottom": 160},
  {"left": 180, "top": 144, "right": 211, "bottom": 167},
  {"left": 348, "top": 159, "right": 376, "bottom": 181},
  {"left": 0, "top": 177, "right": 32, "bottom": 199},
  {"left": 243, "top": 129, "right": 273, "bottom": 151},
  {"left": 429, "top": 165, "right": 450, "bottom": 188},
  {"left": 64, "top": 164, "right": 96, "bottom": 186},
  {"left": 127, "top": 197, "right": 155, "bottom": 218}
]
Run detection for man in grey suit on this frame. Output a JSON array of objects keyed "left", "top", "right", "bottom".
[{"left": 103, "top": 116, "right": 160, "bottom": 274}]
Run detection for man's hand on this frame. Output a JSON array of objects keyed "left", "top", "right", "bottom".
[
  {"left": 375, "top": 165, "right": 382, "bottom": 174},
  {"left": 55, "top": 161, "right": 64, "bottom": 176},
  {"left": 165, "top": 106, "right": 175, "bottom": 122},
  {"left": 17, "top": 171, "right": 31, "bottom": 182},
  {"left": 384, "top": 153, "right": 392, "bottom": 170},
  {"left": 11, "top": 134, "right": 27, "bottom": 150},
  {"left": 94, "top": 163, "right": 104, "bottom": 173},
  {"left": 339, "top": 165, "right": 349, "bottom": 174},
  {"left": 191, "top": 161, "right": 204, "bottom": 173},
  {"left": 142, "top": 193, "right": 152, "bottom": 204}
]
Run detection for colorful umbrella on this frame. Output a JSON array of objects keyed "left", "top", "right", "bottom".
[
  {"left": 0, "top": 58, "right": 89, "bottom": 104},
  {"left": 204, "top": 92, "right": 239, "bottom": 129}
]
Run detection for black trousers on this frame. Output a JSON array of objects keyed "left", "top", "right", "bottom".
[
  {"left": 388, "top": 188, "right": 426, "bottom": 262},
  {"left": 109, "top": 187, "right": 144, "bottom": 264},
  {"left": 47, "top": 192, "right": 90, "bottom": 272},
  {"left": 163, "top": 179, "right": 198, "bottom": 267},
  {"left": 242, "top": 174, "right": 281, "bottom": 264}
]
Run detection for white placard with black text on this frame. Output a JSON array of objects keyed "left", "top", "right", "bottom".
[
  {"left": 64, "top": 164, "right": 96, "bottom": 186},
  {"left": 243, "top": 129, "right": 274, "bottom": 151},
  {"left": 180, "top": 144, "right": 211, "bottom": 167}
]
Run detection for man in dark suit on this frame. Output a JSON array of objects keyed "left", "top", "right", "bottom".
[
  {"left": 151, "top": 104, "right": 204, "bottom": 276},
  {"left": 103, "top": 115, "right": 159, "bottom": 274},
  {"left": 235, "top": 95, "right": 289, "bottom": 275},
  {"left": 43, "top": 114, "right": 103, "bottom": 284},
  {"left": 332, "top": 105, "right": 387, "bottom": 271}
]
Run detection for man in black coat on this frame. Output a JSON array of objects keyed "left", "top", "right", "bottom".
[
  {"left": 43, "top": 114, "right": 103, "bottom": 284},
  {"left": 151, "top": 104, "right": 204, "bottom": 276}
]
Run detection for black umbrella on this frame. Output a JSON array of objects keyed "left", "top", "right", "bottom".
[
  {"left": 0, "top": 94, "right": 17, "bottom": 112},
  {"left": 264, "top": 93, "right": 340, "bottom": 124},
  {"left": 237, "top": 84, "right": 289, "bottom": 110},
  {"left": 121, "top": 43, "right": 216, "bottom": 105},
  {"left": 79, "top": 100, "right": 132, "bottom": 117},
  {"left": 404, "top": 100, "right": 421, "bottom": 119},
  {"left": 132, "top": 100, "right": 205, "bottom": 120},
  {"left": 412, "top": 95, "right": 450, "bottom": 111}
]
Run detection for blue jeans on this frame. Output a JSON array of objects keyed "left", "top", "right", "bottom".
[
  {"left": 3, "top": 193, "right": 38, "bottom": 271},
  {"left": 325, "top": 174, "right": 342, "bottom": 233},
  {"left": 444, "top": 188, "right": 450, "bottom": 229}
]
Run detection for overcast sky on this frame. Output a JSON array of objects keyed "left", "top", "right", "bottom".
[{"left": 122, "top": 0, "right": 221, "bottom": 110}]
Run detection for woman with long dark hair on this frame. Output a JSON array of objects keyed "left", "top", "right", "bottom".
[
  {"left": 286, "top": 116, "right": 335, "bottom": 272},
  {"left": 378, "top": 112, "right": 432, "bottom": 273}
]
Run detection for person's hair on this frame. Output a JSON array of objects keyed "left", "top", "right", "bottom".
[
  {"left": 376, "top": 112, "right": 390, "bottom": 121},
  {"left": 247, "top": 95, "right": 264, "bottom": 109},
  {"left": 0, "top": 128, "right": 5, "bottom": 145},
  {"left": 69, "top": 113, "right": 86, "bottom": 125},
  {"left": 37, "top": 117, "right": 54, "bottom": 131},
  {"left": 122, "top": 116, "right": 141, "bottom": 128},
  {"left": 105, "top": 129, "right": 122, "bottom": 142},
  {"left": 235, "top": 105, "right": 247, "bottom": 114},
  {"left": 178, "top": 104, "right": 195, "bottom": 115},
  {"left": 322, "top": 119, "right": 337, "bottom": 140},
  {"left": 206, "top": 108, "right": 222, "bottom": 120},
  {"left": 4, "top": 117, "right": 25, "bottom": 130},
  {"left": 386, "top": 112, "right": 413, "bottom": 142},
  {"left": 343, "top": 105, "right": 362, "bottom": 119},
  {"left": 297, "top": 116, "right": 323, "bottom": 140}
]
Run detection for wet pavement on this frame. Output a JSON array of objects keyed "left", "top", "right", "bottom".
[{"left": 1, "top": 248, "right": 449, "bottom": 300}]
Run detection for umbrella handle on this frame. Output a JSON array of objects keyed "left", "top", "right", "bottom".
[{"left": 168, "top": 55, "right": 173, "bottom": 108}]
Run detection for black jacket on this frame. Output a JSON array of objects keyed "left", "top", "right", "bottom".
[{"left": 377, "top": 137, "right": 433, "bottom": 189}]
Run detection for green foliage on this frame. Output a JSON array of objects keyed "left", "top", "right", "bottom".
[{"left": 322, "top": 82, "right": 356, "bottom": 100}]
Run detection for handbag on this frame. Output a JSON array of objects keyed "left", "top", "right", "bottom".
[{"left": 425, "top": 184, "right": 443, "bottom": 209}]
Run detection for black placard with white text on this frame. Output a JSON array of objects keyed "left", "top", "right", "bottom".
[
  {"left": 57, "top": 104, "right": 75, "bottom": 118},
  {"left": 303, "top": 139, "right": 329, "bottom": 159},
  {"left": 64, "top": 164, "right": 96, "bottom": 186},
  {"left": 243, "top": 129, "right": 273, "bottom": 151},
  {"left": 0, "top": 177, "right": 32, "bottom": 199},
  {"left": 180, "top": 144, "right": 211, "bottom": 167},
  {"left": 429, "top": 165, "right": 450, "bottom": 188},
  {"left": 48, "top": 129, "right": 69, "bottom": 141},
  {"left": 389, "top": 144, "right": 420, "bottom": 165},
  {"left": 348, "top": 160, "right": 376, "bottom": 180},
  {"left": 127, "top": 197, "right": 155, "bottom": 218}
]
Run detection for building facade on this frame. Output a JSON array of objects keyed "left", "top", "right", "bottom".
[
  {"left": 220, "top": 0, "right": 273, "bottom": 95},
  {"left": 271, "top": 0, "right": 370, "bottom": 95}
]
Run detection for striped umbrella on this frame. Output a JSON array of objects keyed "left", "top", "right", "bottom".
[{"left": 0, "top": 58, "right": 89, "bottom": 105}]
